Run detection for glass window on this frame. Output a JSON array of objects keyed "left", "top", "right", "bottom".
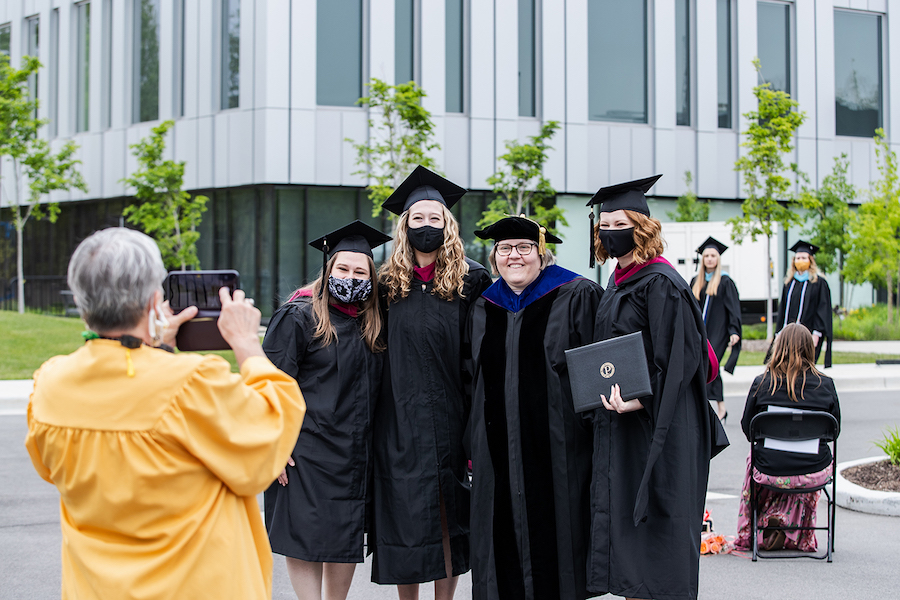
[
  {"left": 717, "top": 0, "right": 732, "bottom": 128},
  {"left": 395, "top": 0, "right": 414, "bottom": 84},
  {"left": 316, "top": 0, "right": 362, "bottom": 107},
  {"left": 221, "top": 0, "right": 239, "bottom": 109},
  {"left": 0, "top": 23, "right": 10, "bottom": 56},
  {"left": 757, "top": 1, "right": 790, "bottom": 94},
  {"left": 588, "top": 0, "right": 647, "bottom": 123},
  {"left": 102, "top": 0, "right": 112, "bottom": 128},
  {"left": 519, "top": 0, "right": 535, "bottom": 117},
  {"left": 445, "top": 0, "right": 464, "bottom": 113},
  {"left": 277, "top": 189, "right": 306, "bottom": 300},
  {"left": 675, "top": 0, "right": 690, "bottom": 126},
  {"left": 76, "top": 2, "right": 91, "bottom": 133},
  {"left": 26, "top": 16, "right": 39, "bottom": 113},
  {"left": 231, "top": 188, "right": 257, "bottom": 305},
  {"left": 49, "top": 10, "right": 59, "bottom": 136},
  {"left": 133, "top": 0, "right": 159, "bottom": 123},
  {"left": 305, "top": 188, "right": 356, "bottom": 277},
  {"left": 174, "top": 0, "right": 185, "bottom": 117},
  {"left": 834, "top": 11, "right": 882, "bottom": 138}
]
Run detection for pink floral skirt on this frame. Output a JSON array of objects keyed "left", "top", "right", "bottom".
[{"left": 735, "top": 453, "right": 832, "bottom": 552}]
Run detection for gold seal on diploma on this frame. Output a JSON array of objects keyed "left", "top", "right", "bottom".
[{"left": 600, "top": 362, "right": 615, "bottom": 378}]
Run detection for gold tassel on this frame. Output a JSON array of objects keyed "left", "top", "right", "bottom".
[
  {"left": 125, "top": 348, "right": 135, "bottom": 378},
  {"left": 518, "top": 213, "right": 547, "bottom": 255}
]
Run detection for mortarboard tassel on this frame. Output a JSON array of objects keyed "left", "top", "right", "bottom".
[
  {"left": 589, "top": 209, "right": 596, "bottom": 268},
  {"left": 320, "top": 239, "right": 329, "bottom": 298}
]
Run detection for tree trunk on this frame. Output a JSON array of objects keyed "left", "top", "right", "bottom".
[
  {"left": 765, "top": 235, "right": 773, "bottom": 340},
  {"left": 838, "top": 251, "right": 845, "bottom": 308},
  {"left": 887, "top": 270, "right": 894, "bottom": 325},
  {"left": 16, "top": 211, "right": 25, "bottom": 315}
]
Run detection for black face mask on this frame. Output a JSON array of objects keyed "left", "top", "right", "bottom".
[
  {"left": 596, "top": 227, "right": 636, "bottom": 258},
  {"left": 407, "top": 226, "right": 445, "bottom": 253}
]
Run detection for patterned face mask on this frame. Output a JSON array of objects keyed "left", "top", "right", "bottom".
[{"left": 328, "top": 275, "right": 372, "bottom": 304}]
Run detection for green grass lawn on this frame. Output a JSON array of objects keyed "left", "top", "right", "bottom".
[{"left": 0, "top": 311, "right": 239, "bottom": 379}]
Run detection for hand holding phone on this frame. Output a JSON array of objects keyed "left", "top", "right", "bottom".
[{"left": 217, "top": 287, "right": 265, "bottom": 366}]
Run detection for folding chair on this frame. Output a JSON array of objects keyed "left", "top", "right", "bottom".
[{"left": 749, "top": 410, "right": 839, "bottom": 562}]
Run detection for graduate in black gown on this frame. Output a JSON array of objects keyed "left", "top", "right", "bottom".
[
  {"left": 689, "top": 236, "right": 742, "bottom": 422},
  {"left": 370, "top": 166, "right": 492, "bottom": 600},
  {"left": 263, "top": 221, "right": 390, "bottom": 600},
  {"left": 774, "top": 241, "right": 833, "bottom": 368},
  {"left": 467, "top": 216, "right": 603, "bottom": 600},
  {"left": 586, "top": 176, "right": 727, "bottom": 600}
]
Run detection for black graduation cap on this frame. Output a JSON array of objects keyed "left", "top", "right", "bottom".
[
  {"left": 381, "top": 165, "right": 467, "bottom": 215},
  {"left": 695, "top": 236, "right": 729, "bottom": 256},
  {"left": 474, "top": 215, "right": 561, "bottom": 256},
  {"left": 585, "top": 175, "right": 662, "bottom": 268},
  {"left": 789, "top": 240, "right": 819, "bottom": 255},
  {"left": 586, "top": 174, "right": 663, "bottom": 215},
  {"left": 308, "top": 220, "right": 392, "bottom": 280}
]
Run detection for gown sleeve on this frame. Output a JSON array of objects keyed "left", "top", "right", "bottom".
[
  {"left": 774, "top": 282, "right": 789, "bottom": 335},
  {"left": 815, "top": 280, "right": 834, "bottom": 368},
  {"left": 262, "top": 302, "right": 311, "bottom": 380},
  {"left": 722, "top": 277, "right": 743, "bottom": 374},
  {"left": 159, "top": 355, "right": 306, "bottom": 498},
  {"left": 631, "top": 276, "right": 704, "bottom": 524}
]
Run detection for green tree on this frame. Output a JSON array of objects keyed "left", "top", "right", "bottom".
[
  {"left": 349, "top": 79, "right": 440, "bottom": 217},
  {"left": 802, "top": 154, "right": 855, "bottom": 307},
  {"left": 729, "top": 58, "right": 808, "bottom": 340},
  {"left": 122, "top": 120, "right": 208, "bottom": 270},
  {"left": 843, "top": 129, "right": 900, "bottom": 323},
  {"left": 0, "top": 55, "right": 88, "bottom": 314},
  {"left": 477, "top": 121, "right": 565, "bottom": 242},
  {"left": 667, "top": 171, "right": 709, "bottom": 222}
]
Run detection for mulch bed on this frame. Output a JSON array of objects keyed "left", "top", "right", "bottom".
[{"left": 842, "top": 459, "right": 900, "bottom": 493}]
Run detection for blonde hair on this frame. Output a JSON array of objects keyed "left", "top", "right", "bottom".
[
  {"left": 593, "top": 210, "right": 666, "bottom": 266},
  {"left": 763, "top": 323, "right": 823, "bottom": 402},
  {"left": 292, "top": 254, "right": 384, "bottom": 353},
  {"left": 692, "top": 249, "right": 723, "bottom": 300},
  {"left": 487, "top": 244, "right": 555, "bottom": 276},
  {"left": 784, "top": 253, "right": 820, "bottom": 284},
  {"left": 379, "top": 204, "right": 470, "bottom": 302}
]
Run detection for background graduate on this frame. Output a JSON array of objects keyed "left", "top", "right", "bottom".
[
  {"left": 586, "top": 176, "right": 726, "bottom": 600},
  {"left": 263, "top": 221, "right": 389, "bottom": 600},
  {"left": 466, "top": 216, "right": 602, "bottom": 600},
  {"left": 371, "top": 166, "right": 492, "bottom": 600},
  {"left": 690, "top": 236, "right": 742, "bottom": 422},
  {"left": 774, "top": 240, "right": 833, "bottom": 368}
]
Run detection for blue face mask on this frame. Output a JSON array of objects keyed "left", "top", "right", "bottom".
[{"left": 794, "top": 271, "right": 810, "bottom": 282}]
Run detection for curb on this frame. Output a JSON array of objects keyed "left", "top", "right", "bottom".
[{"left": 836, "top": 456, "right": 900, "bottom": 517}]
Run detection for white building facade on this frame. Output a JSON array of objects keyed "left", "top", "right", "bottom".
[{"left": 0, "top": 0, "right": 894, "bottom": 315}]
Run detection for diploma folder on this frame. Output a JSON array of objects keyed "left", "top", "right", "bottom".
[{"left": 565, "top": 331, "right": 653, "bottom": 413}]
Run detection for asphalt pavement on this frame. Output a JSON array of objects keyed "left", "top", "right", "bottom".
[{"left": 2, "top": 371, "right": 899, "bottom": 599}]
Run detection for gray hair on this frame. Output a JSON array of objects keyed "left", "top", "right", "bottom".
[
  {"left": 487, "top": 243, "right": 556, "bottom": 276},
  {"left": 67, "top": 228, "right": 167, "bottom": 332}
]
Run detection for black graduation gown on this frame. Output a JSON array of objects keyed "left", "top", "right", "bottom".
[
  {"left": 370, "top": 258, "right": 492, "bottom": 584},
  {"left": 774, "top": 276, "right": 833, "bottom": 367},
  {"left": 589, "top": 262, "right": 724, "bottom": 600},
  {"left": 262, "top": 297, "right": 382, "bottom": 563},
  {"left": 690, "top": 274, "right": 742, "bottom": 401},
  {"left": 467, "top": 266, "right": 603, "bottom": 600}
]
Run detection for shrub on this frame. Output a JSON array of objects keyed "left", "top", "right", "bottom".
[
  {"left": 741, "top": 323, "right": 768, "bottom": 340},
  {"left": 874, "top": 425, "right": 900, "bottom": 467},
  {"left": 833, "top": 304, "right": 900, "bottom": 341}
]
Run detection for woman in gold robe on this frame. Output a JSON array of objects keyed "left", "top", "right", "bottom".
[{"left": 24, "top": 227, "right": 306, "bottom": 599}]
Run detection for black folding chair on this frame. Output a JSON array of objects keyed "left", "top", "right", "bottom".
[{"left": 749, "top": 410, "right": 839, "bottom": 562}]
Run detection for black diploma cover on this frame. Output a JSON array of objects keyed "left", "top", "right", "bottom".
[{"left": 565, "top": 331, "right": 652, "bottom": 413}]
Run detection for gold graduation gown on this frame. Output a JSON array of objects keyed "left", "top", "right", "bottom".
[{"left": 24, "top": 340, "right": 305, "bottom": 600}]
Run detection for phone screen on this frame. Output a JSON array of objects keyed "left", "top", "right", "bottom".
[{"left": 164, "top": 270, "right": 240, "bottom": 311}]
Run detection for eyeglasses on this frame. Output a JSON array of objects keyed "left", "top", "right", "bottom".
[{"left": 496, "top": 243, "right": 537, "bottom": 256}]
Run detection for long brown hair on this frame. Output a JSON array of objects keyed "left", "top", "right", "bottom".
[
  {"left": 692, "top": 248, "right": 723, "bottom": 300},
  {"left": 379, "top": 204, "right": 470, "bottom": 302},
  {"left": 764, "top": 323, "right": 823, "bottom": 402},
  {"left": 593, "top": 210, "right": 666, "bottom": 266},
  {"left": 784, "top": 254, "right": 820, "bottom": 284},
  {"left": 292, "top": 254, "right": 384, "bottom": 353}
]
